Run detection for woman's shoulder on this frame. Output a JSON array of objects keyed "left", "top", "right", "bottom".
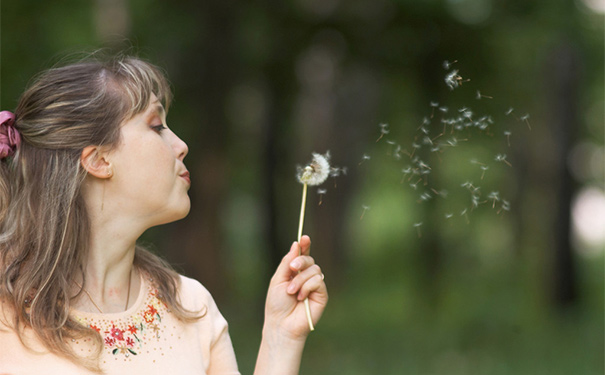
[{"left": 175, "top": 275, "right": 215, "bottom": 311}]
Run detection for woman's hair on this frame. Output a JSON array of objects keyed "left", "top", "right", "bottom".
[{"left": 0, "top": 54, "right": 200, "bottom": 371}]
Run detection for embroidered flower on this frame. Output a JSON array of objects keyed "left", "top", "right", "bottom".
[
  {"left": 127, "top": 324, "right": 138, "bottom": 334},
  {"left": 74, "top": 283, "right": 167, "bottom": 358},
  {"left": 110, "top": 325, "right": 124, "bottom": 341},
  {"left": 105, "top": 337, "right": 115, "bottom": 347}
]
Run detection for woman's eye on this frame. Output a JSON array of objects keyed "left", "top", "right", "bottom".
[{"left": 151, "top": 124, "right": 166, "bottom": 133}]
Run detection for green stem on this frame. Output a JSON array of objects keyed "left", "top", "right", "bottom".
[{"left": 297, "top": 183, "right": 314, "bottom": 331}]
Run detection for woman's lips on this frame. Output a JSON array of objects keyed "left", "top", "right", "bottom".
[{"left": 180, "top": 171, "right": 191, "bottom": 185}]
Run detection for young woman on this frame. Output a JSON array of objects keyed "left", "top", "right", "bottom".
[{"left": 0, "top": 55, "right": 327, "bottom": 374}]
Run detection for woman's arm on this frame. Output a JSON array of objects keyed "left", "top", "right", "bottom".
[{"left": 254, "top": 236, "right": 328, "bottom": 375}]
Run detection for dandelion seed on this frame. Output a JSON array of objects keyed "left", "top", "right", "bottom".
[
  {"left": 476, "top": 90, "right": 493, "bottom": 100},
  {"left": 487, "top": 191, "right": 500, "bottom": 208},
  {"left": 376, "top": 123, "right": 390, "bottom": 142},
  {"left": 480, "top": 165, "right": 489, "bottom": 180},
  {"left": 393, "top": 145, "right": 402, "bottom": 160},
  {"left": 422, "top": 136, "right": 433, "bottom": 146},
  {"left": 497, "top": 199, "right": 511, "bottom": 214},
  {"left": 504, "top": 130, "right": 511, "bottom": 147},
  {"left": 418, "top": 192, "right": 432, "bottom": 202},
  {"left": 317, "top": 188, "right": 327, "bottom": 205},
  {"left": 520, "top": 113, "right": 531, "bottom": 130},
  {"left": 460, "top": 208, "right": 470, "bottom": 224},
  {"left": 495, "top": 154, "right": 512, "bottom": 167},
  {"left": 359, "top": 154, "right": 371, "bottom": 165},
  {"left": 505, "top": 107, "right": 514, "bottom": 116},
  {"left": 430, "top": 101, "right": 439, "bottom": 107},
  {"left": 445, "top": 213, "right": 454, "bottom": 219},
  {"left": 439, "top": 106, "right": 448, "bottom": 113},
  {"left": 443, "top": 60, "right": 457, "bottom": 70},
  {"left": 360, "top": 205, "right": 370, "bottom": 220},
  {"left": 445, "top": 69, "right": 468, "bottom": 90},
  {"left": 413, "top": 222, "right": 423, "bottom": 238}
]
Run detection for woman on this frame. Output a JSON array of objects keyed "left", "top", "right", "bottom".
[{"left": 0, "top": 55, "right": 327, "bottom": 374}]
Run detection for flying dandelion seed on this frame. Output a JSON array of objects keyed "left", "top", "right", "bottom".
[
  {"left": 445, "top": 70, "right": 462, "bottom": 90},
  {"left": 520, "top": 114, "right": 531, "bottom": 130},
  {"left": 360, "top": 205, "right": 370, "bottom": 220},
  {"left": 495, "top": 154, "right": 512, "bottom": 167},
  {"left": 498, "top": 200, "right": 511, "bottom": 214},
  {"left": 504, "top": 131, "right": 512, "bottom": 147},
  {"left": 476, "top": 90, "right": 493, "bottom": 100},
  {"left": 329, "top": 166, "right": 347, "bottom": 188},
  {"left": 443, "top": 60, "right": 457, "bottom": 70},
  {"left": 359, "top": 154, "right": 371, "bottom": 165},
  {"left": 487, "top": 191, "right": 500, "bottom": 208},
  {"left": 376, "top": 123, "right": 390, "bottom": 142},
  {"left": 413, "top": 222, "right": 423, "bottom": 238},
  {"left": 505, "top": 107, "right": 514, "bottom": 116},
  {"left": 317, "top": 188, "right": 327, "bottom": 205},
  {"left": 480, "top": 166, "right": 489, "bottom": 180}
]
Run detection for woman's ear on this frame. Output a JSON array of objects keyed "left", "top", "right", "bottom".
[{"left": 81, "top": 146, "right": 113, "bottom": 178}]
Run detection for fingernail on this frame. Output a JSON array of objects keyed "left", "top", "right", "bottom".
[
  {"left": 290, "top": 260, "right": 301, "bottom": 270},
  {"left": 287, "top": 283, "right": 296, "bottom": 294}
]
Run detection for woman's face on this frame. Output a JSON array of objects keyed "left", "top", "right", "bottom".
[{"left": 107, "top": 94, "right": 191, "bottom": 228}]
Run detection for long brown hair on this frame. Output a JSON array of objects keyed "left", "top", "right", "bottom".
[{"left": 0, "top": 54, "right": 201, "bottom": 371}]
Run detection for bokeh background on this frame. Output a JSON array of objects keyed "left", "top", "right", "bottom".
[{"left": 2, "top": 0, "right": 604, "bottom": 374}]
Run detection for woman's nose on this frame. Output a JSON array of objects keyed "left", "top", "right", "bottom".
[{"left": 172, "top": 131, "right": 189, "bottom": 160}]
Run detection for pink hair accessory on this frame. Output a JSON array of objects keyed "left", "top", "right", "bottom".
[{"left": 0, "top": 111, "right": 21, "bottom": 159}]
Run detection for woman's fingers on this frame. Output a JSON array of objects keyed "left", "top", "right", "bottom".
[
  {"left": 286, "top": 264, "right": 323, "bottom": 299},
  {"left": 299, "top": 235, "right": 311, "bottom": 256}
]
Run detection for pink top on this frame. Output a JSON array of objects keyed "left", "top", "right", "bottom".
[{"left": 0, "top": 275, "right": 241, "bottom": 375}]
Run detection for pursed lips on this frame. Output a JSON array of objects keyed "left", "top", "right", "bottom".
[{"left": 179, "top": 171, "right": 191, "bottom": 185}]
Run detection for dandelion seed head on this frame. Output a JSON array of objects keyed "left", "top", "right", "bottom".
[{"left": 297, "top": 152, "right": 331, "bottom": 186}]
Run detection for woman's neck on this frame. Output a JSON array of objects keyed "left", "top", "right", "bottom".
[{"left": 74, "top": 219, "right": 142, "bottom": 314}]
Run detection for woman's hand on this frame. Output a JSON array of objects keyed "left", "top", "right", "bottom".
[
  {"left": 264, "top": 235, "right": 328, "bottom": 340},
  {"left": 254, "top": 235, "right": 328, "bottom": 375}
]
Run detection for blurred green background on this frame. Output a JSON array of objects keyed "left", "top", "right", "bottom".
[{"left": 2, "top": 0, "right": 603, "bottom": 374}]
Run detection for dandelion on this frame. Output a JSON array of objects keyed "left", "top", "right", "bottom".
[
  {"left": 495, "top": 154, "right": 512, "bottom": 167},
  {"left": 296, "top": 151, "right": 331, "bottom": 331},
  {"left": 360, "top": 205, "right": 370, "bottom": 220}
]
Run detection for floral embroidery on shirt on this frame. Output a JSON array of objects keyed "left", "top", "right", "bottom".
[{"left": 74, "top": 280, "right": 168, "bottom": 358}]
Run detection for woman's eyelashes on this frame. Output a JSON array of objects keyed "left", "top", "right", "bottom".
[{"left": 151, "top": 124, "right": 167, "bottom": 133}]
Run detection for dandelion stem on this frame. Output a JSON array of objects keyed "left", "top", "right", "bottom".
[{"left": 297, "top": 182, "right": 315, "bottom": 332}]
